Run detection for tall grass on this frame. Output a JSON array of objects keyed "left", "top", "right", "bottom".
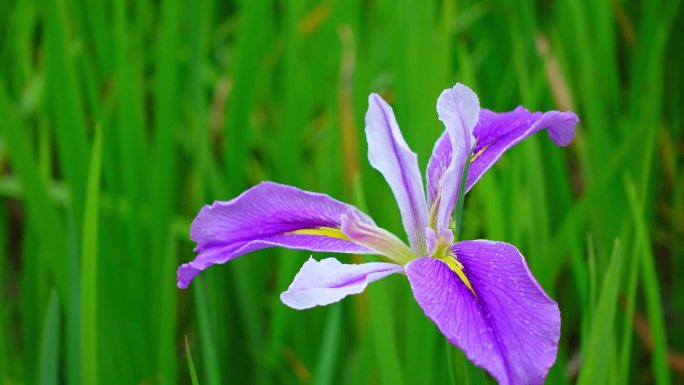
[{"left": 0, "top": 0, "right": 682, "bottom": 384}]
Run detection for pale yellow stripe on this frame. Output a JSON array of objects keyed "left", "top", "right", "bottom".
[
  {"left": 287, "top": 227, "right": 350, "bottom": 241},
  {"left": 470, "top": 144, "right": 489, "bottom": 163},
  {"left": 441, "top": 255, "right": 477, "bottom": 298}
]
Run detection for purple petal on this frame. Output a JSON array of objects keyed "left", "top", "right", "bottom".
[
  {"left": 405, "top": 240, "right": 560, "bottom": 385},
  {"left": 424, "top": 226, "right": 454, "bottom": 258},
  {"left": 178, "top": 182, "right": 374, "bottom": 289},
  {"left": 365, "top": 94, "right": 428, "bottom": 254},
  {"left": 281, "top": 257, "right": 403, "bottom": 309},
  {"left": 425, "top": 227, "right": 438, "bottom": 257},
  {"left": 467, "top": 107, "right": 579, "bottom": 192},
  {"left": 426, "top": 131, "right": 450, "bottom": 206},
  {"left": 427, "top": 84, "right": 480, "bottom": 231}
]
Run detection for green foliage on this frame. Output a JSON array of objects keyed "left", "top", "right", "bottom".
[
  {"left": 0, "top": 0, "right": 681, "bottom": 384},
  {"left": 81, "top": 126, "right": 102, "bottom": 384},
  {"left": 38, "top": 291, "right": 60, "bottom": 385},
  {"left": 185, "top": 335, "right": 200, "bottom": 385}
]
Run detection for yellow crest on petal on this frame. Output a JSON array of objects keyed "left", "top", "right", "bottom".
[
  {"left": 440, "top": 254, "right": 477, "bottom": 298},
  {"left": 287, "top": 227, "right": 350, "bottom": 241}
]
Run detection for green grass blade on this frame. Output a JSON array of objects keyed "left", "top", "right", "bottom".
[
  {"left": 42, "top": 0, "right": 89, "bottom": 222},
  {"left": 312, "top": 305, "right": 342, "bottom": 385},
  {"left": 150, "top": 0, "right": 182, "bottom": 382},
  {"left": 618, "top": 176, "right": 643, "bottom": 384},
  {"left": 625, "top": 176, "right": 671, "bottom": 385},
  {"left": 0, "top": 80, "right": 68, "bottom": 305},
  {"left": 367, "top": 283, "right": 405, "bottom": 385},
  {"left": 453, "top": 147, "right": 473, "bottom": 239},
  {"left": 186, "top": 335, "right": 200, "bottom": 385},
  {"left": 39, "top": 0, "right": 89, "bottom": 382},
  {"left": 81, "top": 125, "right": 101, "bottom": 385},
  {"left": 112, "top": 0, "right": 147, "bottom": 362},
  {"left": 0, "top": 200, "right": 7, "bottom": 379},
  {"left": 193, "top": 279, "right": 222, "bottom": 385},
  {"left": 223, "top": 0, "right": 270, "bottom": 180},
  {"left": 577, "top": 240, "right": 622, "bottom": 385},
  {"left": 38, "top": 291, "right": 60, "bottom": 385}
]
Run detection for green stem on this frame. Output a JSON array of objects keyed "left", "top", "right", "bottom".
[
  {"left": 453, "top": 147, "right": 474, "bottom": 239},
  {"left": 448, "top": 146, "right": 488, "bottom": 384}
]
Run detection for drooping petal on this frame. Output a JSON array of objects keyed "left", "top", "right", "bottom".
[
  {"left": 405, "top": 240, "right": 560, "bottom": 385},
  {"left": 365, "top": 93, "right": 428, "bottom": 255},
  {"left": 341, "top": 211, "right": 414, "bottom": 264},
  {"left": 178, "top": 182, "right": 374, "bottom": 289},
  {"left": 281, "top": 257, "right": 403, "bottom": 309},
  {"left": 467, "top": 107, "right": 578, "bottom": 191},
  {"left": 427, "top": 84, "right": 480, "bottom": 231}
]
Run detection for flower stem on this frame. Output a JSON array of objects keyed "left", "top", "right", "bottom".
[
  {"left": 447, "top": 146, "right": 488, "bottom": 384},
  {"left": 453, "top": 146, "right": 474, "bottom": 239}
]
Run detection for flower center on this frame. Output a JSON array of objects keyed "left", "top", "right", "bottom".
[{"left": 432, "top": 239, "right": 451, "bottom": 260}]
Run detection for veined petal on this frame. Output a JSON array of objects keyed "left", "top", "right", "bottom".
[
  {"left": 405, "top": 241, "right": 560, "bottom": 385},
  {"left": 467, "top": 107, "right": 578, "bottom": 192},
  {"left": 426, "top": 131, "right": 450, "bottom": 207},
  {"left": 178, "top": 182, "right": 374, "bottom": 289},
  {"left": 365, "top": 93, "right": 428, "bottom": 254},
  {"left": 427, "top": 84, "right": 480, "bottom": 230},
  {"left": 281, "top": 257, "right": 403, "bottom": 309},
  {"left": 425, "top": 227, "right": 438, "bottom": 257}
]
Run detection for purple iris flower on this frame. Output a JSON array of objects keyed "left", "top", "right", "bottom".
[{"left": 178, "top": 83, "right": 578, "bottom": 385}]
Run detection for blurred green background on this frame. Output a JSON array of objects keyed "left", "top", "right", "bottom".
[{"left": 1, "top": 0, "right": 682, "bottom": 384}]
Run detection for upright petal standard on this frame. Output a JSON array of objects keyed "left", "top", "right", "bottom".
[
  {"left": 431, "top": 85, "right": 479, "bottom": 231},
  {"left": 365, "top": 94, "right": 429, "bottom": 255},
  {"left": 179, "top": 83, "right": 578, "bottom": 385}
]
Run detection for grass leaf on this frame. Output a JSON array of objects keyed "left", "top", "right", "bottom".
[
  {"left": 186, "top": 335, "right": 201, "bottom": 385},
  {"left": 577, "top": 240, "right": 622, "bottom": 385},
  {"left": 38, "top": 291, "right": 60, "bottom": 385}
]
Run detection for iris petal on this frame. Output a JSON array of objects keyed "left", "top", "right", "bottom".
[
  {"left": 281, "top": 257, "right": 403, "bottom": 309},
  {"left": 365, "top": 93, "right": 428, "bottom": 255},
  {"left": 178, "top": 182, "right": 374, "bottom": 288},
  {"left": 467, "top": 107, "right": 578, "bottom": 191},
  {"left": 427, "top": 84, "right": 480, "bottom": 231},
  {"left": 406, "top": 240, "right": 560, "bottom": 385}
]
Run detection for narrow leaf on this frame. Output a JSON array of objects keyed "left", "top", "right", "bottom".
[{"left": 81, "top": 125, "right": 102, "bottom": 385}]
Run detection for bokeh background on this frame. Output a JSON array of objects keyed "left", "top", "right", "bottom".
[{"left": 1, "top": 0, "right": 682, "bottom": 384}]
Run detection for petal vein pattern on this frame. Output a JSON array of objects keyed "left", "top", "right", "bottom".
[
  {"left": 178, "top": 182, "right": 374, "bottom": 288},
  {"left": 428, "top": 84, "right": 479, "bottom": 231},
  {"left": 467, "top": 107, "right": 578, "bottom": 192},
  {"left": 281, "top": 257, "right": 403, "bottom": 309},
  {"left": 365, "top": 94, "right": 428, "bottom": 254},
  {"left": 406, "top": 240, "right": 560, "bottom": 385}
]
